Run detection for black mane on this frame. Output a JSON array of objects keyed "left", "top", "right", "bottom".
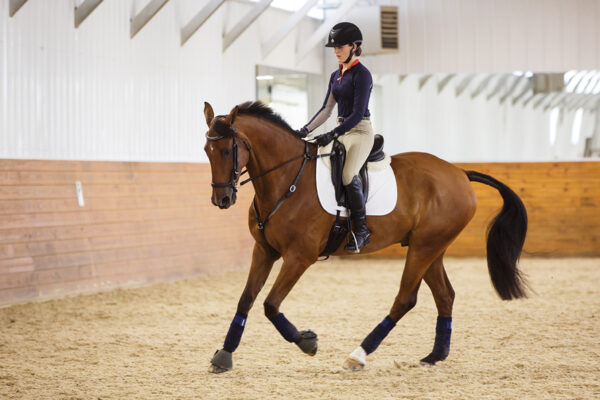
[
  {"left": 237, "top": 101, "right": 304, "bottom": 138},
  {"left": 211, "top": 101, "right": 304, "bottom": 139}
]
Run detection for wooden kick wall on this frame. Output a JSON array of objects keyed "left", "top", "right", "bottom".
[
  {"left": 377, "top": 161, "right": 600, "bottom": 257},
  {"left": 0, "top": 159, "right": 255, "bottom": 306},
  {"left": 1, "top": 160, "right": 599, "bottom": 306}
]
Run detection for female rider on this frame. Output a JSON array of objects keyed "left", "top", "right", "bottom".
[{"left": 300, "top": 22, "right": 374, "bottom": 253}]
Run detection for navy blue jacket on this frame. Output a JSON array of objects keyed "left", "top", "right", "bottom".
[{"left": 304, "top": 60, "right": 373, "bottom": 135}]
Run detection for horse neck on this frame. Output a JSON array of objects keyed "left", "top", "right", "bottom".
[{"left": 238, "top": 116, "right": 307, "bottom": 207}]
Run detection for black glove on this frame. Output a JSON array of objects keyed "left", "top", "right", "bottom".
[
  {"left": 295, "top": 126, "right": 309, "bottom": 138},
  {"left": 314, "top": 130, "right": 337, "bottom": 147}
]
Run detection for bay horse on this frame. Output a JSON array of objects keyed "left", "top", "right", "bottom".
[{"left": 203, "top": 101, "right": 528, "bottom": 373}]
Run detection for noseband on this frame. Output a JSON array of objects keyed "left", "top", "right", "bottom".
[{"left": 205, "top": 124, "right": 251, "bottom": 193}]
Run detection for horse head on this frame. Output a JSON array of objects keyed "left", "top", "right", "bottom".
[{"left": 203, "top": 102, "right": 251, "bottom": 209}]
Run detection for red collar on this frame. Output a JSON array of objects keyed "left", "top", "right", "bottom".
[{"left": 338, "top": 59, "right": 360, "bottom": 80}]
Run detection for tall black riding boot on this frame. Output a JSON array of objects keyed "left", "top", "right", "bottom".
[{"left": 344, "top": 176, "right": 370, "bottom": 252}]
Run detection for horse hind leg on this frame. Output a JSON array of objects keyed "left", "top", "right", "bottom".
[
  {"left": 420, "top": 253, "right": 455, "bottom": 365},
  {"left": 343, "top": 244, "right": 443, "bottom": 371}
]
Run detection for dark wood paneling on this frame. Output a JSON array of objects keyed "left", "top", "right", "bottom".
[
  {"left": 1, "top": 159, "right": 598, "bottom": 306},
  {"left": 0, "top": 159, "right": 254, "bottom": 306},
  {"left": 376, "top": 162, "right": 600, "bottom": 257}
]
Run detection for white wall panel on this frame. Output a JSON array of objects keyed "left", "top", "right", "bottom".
[
  {"left": 2, "top": 0, "right": 599, "bottom": 163},
  {"left": 363, "top": 0, "right": 600, "bottom": 73},
  {"left": 0, "top": 0, "right": 321, "bottom": 162},
  {"left": 376, "top": 73, "right": 595, "bottom": 162}
]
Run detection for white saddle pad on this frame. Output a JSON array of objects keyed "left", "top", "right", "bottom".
[{"left": 315, "top": 147, "right": 397, "bottom": 217}]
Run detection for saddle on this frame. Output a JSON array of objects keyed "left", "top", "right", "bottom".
[
  {"left": 319, "top": 134, "right": 386, "bottom": 258},
  {"left": 329, "top": 134, "right": 385, "bottom": 207}
]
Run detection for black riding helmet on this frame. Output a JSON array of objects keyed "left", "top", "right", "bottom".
[{"left": 325, "top": 22, "right": 363, "bottom": 63}]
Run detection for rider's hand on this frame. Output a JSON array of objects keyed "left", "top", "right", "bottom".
[
  {"left": 296, "top": 126, "right": 309, "bottom": 138},
  {"left": 315, "top": 130, "right": 337, "bottom": 147}
]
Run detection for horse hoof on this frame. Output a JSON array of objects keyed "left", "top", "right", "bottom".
[
  {"left": 209, "top": 364, "right": 231, "bottom": 374},
  {"left": 209, "top": 349, "right": 232, "bottom": 373},
  {"left": 342, "top": 346, "right": 366, "bottom": 371},
  {"left": 419, "top": 352, "right": 446, "bottom": 366},
  {"left": 342, "top": 357, "right": 365, "bottom": 371},
  {"left": 296, "top": 330, "right": 318, "bottom": 356}
]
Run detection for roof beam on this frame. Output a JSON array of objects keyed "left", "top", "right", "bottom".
[
  {"left": 543, "top": 92, "right": 570, "bottom": 112},
  {"left": 512, "top": 79, "right": 533, "bottom": 105},
  {"left": 455, "top": 74, "right": 475, "bottom": 97},
  {"left": 74, "top": 0, "right": 103, "bottom": 28},
  {"left": 486, "top": 74, "right": 510, "bottom": 101},
  {"left": 223, "top": 0, "right": 273, "bottom": 52},
  {"left": 572, "top": 70, "right": 596, "bottom": 93},
  {"left": 522, "top": 92, "right": 541, "bottom": 107},
  {"left": 437, "top": 74, "right": 455, "bottom": 93},
  {"left": 565, "top": 70, "right": 587, "bottom": 92},
  {"left": 181, "top": 0, "right": 226, "bottom": 46},
  {"left": 296, "top": 0, "right": 360, "bottom": 63},
  {"left": 533, "top": 93, "right": 553, "bottom": 109},
  {"left": 499, "top": 76, "right": 524, "bottom": 104},
  {"left": 130, "top": 0, "right": 169, "bottom": 39},
  {"left": 536, "top": 92, "right": 561, "bottom": 110},
  {"left": 9, "top": 0, "right": 28, "bottom": 17},
  {"left": 418, "top": 74, "right": 432, "bottom": 91},
  {"left": 567, "top": 95, "right": 585, "bottom": 111},
  {"left": 262, "top": 0, "right": 319, "bottom": 58},
  {"left": 470, "top": 74, "right": 494, "bottom": 99},
  {"left": 398, "top": 74, "right": 407, "bottom": 86},
  {"left": 581, "top": 95, "right": 600, "bottom": 112},
  {"left": 567, "top": 93, "right": 597, "bottom": 111}
]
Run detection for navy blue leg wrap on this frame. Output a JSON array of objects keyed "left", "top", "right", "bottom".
[
  {"left": 269, "top": 313, "right": 301, "bottom": 343},
  {"left": 360, "top": 316, "right": 396, "bottom": 355},
  {"left": 223, "top": 312, "right": 247, "bottom": 353},
  {"left": 432, "top": 316, "right": 452, "bottom": 359}
]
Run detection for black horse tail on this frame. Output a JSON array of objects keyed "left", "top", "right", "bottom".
[{"left": 465, "top": 170, "right": 528, "bottom": 300}]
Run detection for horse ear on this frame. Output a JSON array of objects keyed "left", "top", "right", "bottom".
[
  {"left": 204, "top": 102, "right": 214, "bottom": 127},
  {"left": 224, "top": 106, "right": 239, "bottom": 126}
]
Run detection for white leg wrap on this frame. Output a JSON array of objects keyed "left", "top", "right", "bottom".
[{"left": 348, "top": 346, "right": 367, "bottom": 366}]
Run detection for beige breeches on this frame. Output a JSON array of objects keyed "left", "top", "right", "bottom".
[{"left": 337, "top": 119, "right": 375, "bottom": 185}]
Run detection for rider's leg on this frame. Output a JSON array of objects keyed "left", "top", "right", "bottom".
[
  {"left": 338, "top": 120, "right": 374, "bottom": 252},
  {"left": 343, "top": 176, "right": 370, "bottom": 252},
  {"left": 339, "top": 120, "right": 374, "bottom": 186}
]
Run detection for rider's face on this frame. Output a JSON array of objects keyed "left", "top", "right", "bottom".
[{"left": 334, "top": 44, "right": 354, "bottom": 64}]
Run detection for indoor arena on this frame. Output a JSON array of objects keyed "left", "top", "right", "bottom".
[{"left": 1, "top": 1, "right": 599, "bottom": 399}]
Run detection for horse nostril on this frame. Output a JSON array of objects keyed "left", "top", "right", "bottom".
[{"left": 220, "top": 196, "right": 230, "bottom": 208}]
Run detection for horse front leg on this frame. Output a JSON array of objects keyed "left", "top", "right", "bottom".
[
  {"left": 263, "top": 254, "right": 318, "bottom": 356},
  {"left": 210, "top": 242, "right": 279, "bottom": 373}
]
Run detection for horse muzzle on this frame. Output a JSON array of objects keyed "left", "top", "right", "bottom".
[{"left": 211, "top": 189, "right": 237, "bottom": 209}]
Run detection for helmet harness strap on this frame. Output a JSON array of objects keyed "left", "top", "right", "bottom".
[{"left": 343, "top": 42, "right": 356, "bottom": 64}]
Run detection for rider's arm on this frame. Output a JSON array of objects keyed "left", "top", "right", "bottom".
[
  {"left": 303, "top": 72, "right": 336, "bottom": 133},
  {"left": 333, "top": 68, "right": 372, "bottom": 135}
]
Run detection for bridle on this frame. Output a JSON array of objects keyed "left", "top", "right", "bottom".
[
  {"left": 205, "top": 119, "right": 332, "bottom": 243},
  {"left": 205, "top": 124, "right": 250, "bottom": 194}
]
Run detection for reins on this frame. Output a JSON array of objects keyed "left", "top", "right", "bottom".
[
  {"left": 206, "top": 123, "right": 332, "bottom": 245},
  {"left": 251, "top": 141, "right": 330, "bottom": 238}
]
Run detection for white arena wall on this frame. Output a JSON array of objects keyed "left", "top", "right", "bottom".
[
  {"left": 370, "top": 73, "right": 598, "bottom": 162},
  {"left": 1, "top": 0, "right": 599, "bottom": 163},
  {"left": 360, "top": 0, "right": 600, "bottom": 73},
  {"left": 0, "top": 0, "right": 323, "bottom": 162}
]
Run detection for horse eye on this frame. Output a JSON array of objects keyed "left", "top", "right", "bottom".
[{"left": 222, "top": 148, "right": 231, "bottom": 156}]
